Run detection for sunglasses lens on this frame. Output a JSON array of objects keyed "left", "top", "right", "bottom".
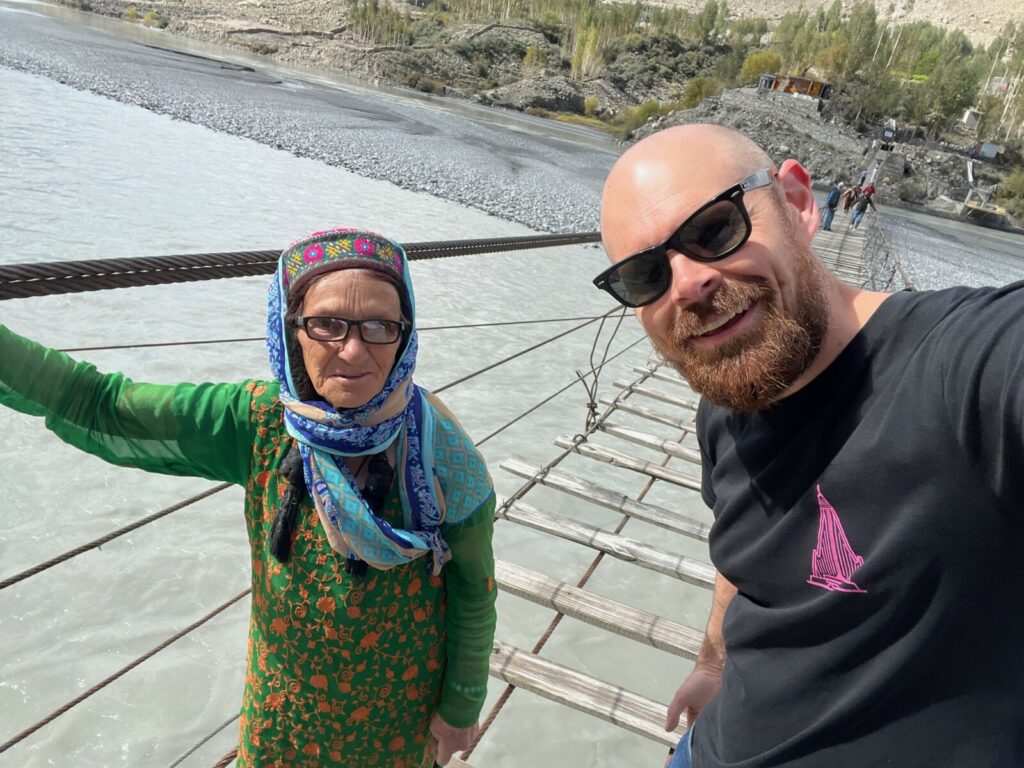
[
  {"left": 607, "top": 250, "right": 670, "bottom": 307},
  {"left": 672, "top": 199, "right": 748, "bottom": 261}
]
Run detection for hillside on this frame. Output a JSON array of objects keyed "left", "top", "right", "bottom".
[{"left": 647, "top": 0, "right": 1018, "bottom": 45}]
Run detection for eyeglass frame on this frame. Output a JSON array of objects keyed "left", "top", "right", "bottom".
[
  {"left": 593, "top": 168, "right": 775, "bottom": 308},
  {"left": 295, "top": 315, "right": 409, "bottom": 344}
]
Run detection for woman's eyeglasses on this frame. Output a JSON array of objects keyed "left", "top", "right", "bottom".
[
  {"left": 593, "top": 168, "right": 774, "bottom": 308},
  {"left": 296, "top": 316, "right": 407, "bottom": 344}
]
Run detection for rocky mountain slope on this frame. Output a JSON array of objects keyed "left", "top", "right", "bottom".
[{"left": 645, "top": 0, "right": 1017, "bottom": 44}]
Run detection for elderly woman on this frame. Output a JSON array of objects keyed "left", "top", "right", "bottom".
[{"left": 0, "top": 228, "right": 497, "bottom": 767}]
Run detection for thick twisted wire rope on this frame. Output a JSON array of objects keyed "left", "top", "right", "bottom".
[
  {"left": 57, "top": 316, "right": 607, "bottom": 354},
  {"left": 0, "top": 233, "right": 601, "bottom": 300},
  {"left": 212, "top": 749, "right": 237, "bottom": 767},
  {"left": 0, "top": 589, "right": 251, "bottom": 755}
]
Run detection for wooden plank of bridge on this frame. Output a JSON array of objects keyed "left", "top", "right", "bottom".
[
  {"left": 598, "top": 395, "right": 697, "bottom": 432},
  {"left": 497, "top": 500, "right": 715, "bottom": 588},
  {"left": 500, "top": 457, "right": 709, "bottom": 541},
  {"left": 613, "top": 380, "right": 699, "bottom": 411},
  {"left": 599, "top": 422, "right": 702, "bottom": 466},
  {"left": 489, "top": 641, "right": 687, "bottom": 748},
  {"left": 495, "top": 560, "right": 702, "bottom": 658},
  {"left": 554, "top": 435, "right": 702, "bottom": 492},
  {"left": 631, "top": 366, "right": 690, "bottom": 388}
]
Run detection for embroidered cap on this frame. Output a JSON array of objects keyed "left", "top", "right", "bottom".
[{"left": 280, "top": 228, "right": 406, "bottom": 295}]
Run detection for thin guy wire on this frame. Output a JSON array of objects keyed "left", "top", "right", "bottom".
[
  {"left": 167, "top": 714, "right": 240, "bottom": 768},
  {"left": 58, "top": 316, "right": 607, "bottom": 354},
  {"left": 433, "top": 308, "right": 620, "bottom": 395},
  {"left": 0, "top": 483, "right": 232, "bottom": 591},
  {"left": 0, "top": 590, "right": 251, "bottom": 755},
  {"left": 474, "top": 336, "right": 648, "bottom": 448}
]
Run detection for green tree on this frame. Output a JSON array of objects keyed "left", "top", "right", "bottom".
[{"left": 740, "top": 50, "right": 782, "bottom": 83}]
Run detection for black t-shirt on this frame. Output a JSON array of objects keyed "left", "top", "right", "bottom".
[{"left": 693, "top": 284, "right": 1024, "bottom": 767}]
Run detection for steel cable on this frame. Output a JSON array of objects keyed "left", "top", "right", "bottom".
[
  {"left": 0, "top": 589, "right": 251, "bottom": 755},
  {"left": 0, "top": 233, "right": 600, "bottom": 300},
  {"left": 57, "top": 315, "right": 608, "bottom": 354},
  {"left": 0, "top": 483, "right": 232, "bottom": 592},
  {"left": 167, "top": 714, "right": 240, "bottom": 768},
  {"left": 432, "top": 307, "right": 620, "bottom": 395}
]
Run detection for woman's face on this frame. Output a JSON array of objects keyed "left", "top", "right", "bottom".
[{"left": 296, "top": 270, "right": 403, "bottom": 409}]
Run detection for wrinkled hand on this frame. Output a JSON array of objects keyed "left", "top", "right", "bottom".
[
  {"left": 665, "top": 664, "right": 724, "bottom": 732},
  {"left": 430, "top": 713, "right": 479, "bottom": 766}
]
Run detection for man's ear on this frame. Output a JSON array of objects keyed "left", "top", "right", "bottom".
[{"left": 777, "top": 159, "right": 818, "bottom": 242}]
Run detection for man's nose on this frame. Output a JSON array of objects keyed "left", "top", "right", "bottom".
[{"left": 666, "top": 250, "right": 723, "bottom": 304}]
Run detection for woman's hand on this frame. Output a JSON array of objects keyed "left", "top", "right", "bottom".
[{"left": 430, "top": 713, "right": 479, "bottom": 766}]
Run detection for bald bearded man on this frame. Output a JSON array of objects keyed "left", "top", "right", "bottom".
[{"left": 594, "top": 125, "right": 1024, "bottom": 768}]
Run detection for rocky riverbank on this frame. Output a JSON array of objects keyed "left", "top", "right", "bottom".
[{"left": 40, "top": 0, "right": 1012, "bottom": 220}]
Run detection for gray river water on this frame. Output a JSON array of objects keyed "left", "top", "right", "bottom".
[{"left": 1, "top": 3, "right": 1023, "bottom": 767}]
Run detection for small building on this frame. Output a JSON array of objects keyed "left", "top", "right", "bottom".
[
  {"left": 962, "top": 108, "right": 982, "bottom": 130},
  {"left": 757, "top": 73, "right": 833, "bottom": 99},
  {"left": 978, "top": 142, "right": 1000, "bottom": 160}
]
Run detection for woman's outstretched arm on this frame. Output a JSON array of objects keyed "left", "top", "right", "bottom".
[{"left": 1, "top": 324, "right": 258, "bottom": 485}]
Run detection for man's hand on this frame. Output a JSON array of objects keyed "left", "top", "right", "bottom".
[
  {"left": 430, "top": 713, "right": 479, "bottom": 766},
  {"left": 665, "top": 663, "right": 724, "bottom": 732}
]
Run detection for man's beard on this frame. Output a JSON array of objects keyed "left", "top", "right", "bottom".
[{"left": 660, "top": 246, "right": 831, "bottom": 412}]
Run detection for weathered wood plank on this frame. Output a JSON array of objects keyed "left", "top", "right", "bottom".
[
  {"left": 599, "top": 423, "right": 702, "bottom": 466},
  {"left": 613, "top": 380, "right": 699, "bottom": 411},
  {"left": 598, "top": 395, "right": 697, "bottom": 432},
  {"left": 631, "top": 366, "right": 692, "bottom": 389},
  {"left": 500, "top": 458, "right": 709, "bottom": 541},
  {"left": 554, "top": 436, "right": 702, "bottom": 492},
  {"left": 495, "top": 560, "right": 702, "bottom": 659},
  {"left": 497, "top": 500, "right": 715, "bottom": 588},
  {"left": 489, "top": 641, "right": 687, "bottom": 748}
]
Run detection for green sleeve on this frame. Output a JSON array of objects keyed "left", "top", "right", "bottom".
[
  {"left": 0, "top": 324, "right": 257, "bottom": 485},
  {"left": 438, "top": 491, "right": 497, "bottom": 727}
]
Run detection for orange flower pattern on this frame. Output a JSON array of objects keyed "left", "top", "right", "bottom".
[{"left": 237, "top": 384, "right": 446, "bottom": 768}]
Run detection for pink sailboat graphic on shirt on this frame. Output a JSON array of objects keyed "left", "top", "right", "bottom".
[{"left": 807, "top": 485, "right": 867, "bottom": 593}]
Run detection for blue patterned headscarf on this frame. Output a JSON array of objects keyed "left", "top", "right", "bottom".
[{"left": 266, "top": 228, "right": 453, "bottom": 574}]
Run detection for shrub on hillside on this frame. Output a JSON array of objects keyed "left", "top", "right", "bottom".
[
  {"left": 739, "top": 50, "right": 782, "bottom": 84},
  {"left": 142, "top": 11, "right": 169, "bottom": 28}
]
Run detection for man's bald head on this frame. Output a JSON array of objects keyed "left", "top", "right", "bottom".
[{"left": 601, "top": 124, "right": 777, "bottom": 260}]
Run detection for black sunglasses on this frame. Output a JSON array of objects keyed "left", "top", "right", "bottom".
[
  {"left": 593, "top": 168, "right": 774, "bottom": 308},
  {"left": 296, "top": 316, "right": 407, "bottom": 344}
]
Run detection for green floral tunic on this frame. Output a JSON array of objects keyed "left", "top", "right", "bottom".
[{"left": 0, "top": 327, "right": 497, "bottom": 768}]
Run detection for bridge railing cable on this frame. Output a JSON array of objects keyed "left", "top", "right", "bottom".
[
  {"left": 56, "top": 315, "right": 608, "bottom": 354},
  {"left": 0, "top": 483, "right": 231, "bottom": 592},
  {"left": 0, "top": 232, "right": 600, "bottom": 300},
  {"left": 0, "top": 589, "right": 251, "bottom": 755},
  {"left": 433, "top": 307, "right": 619, "bottom": 395}
]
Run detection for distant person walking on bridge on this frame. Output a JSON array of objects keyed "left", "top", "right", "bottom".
[
  {"left": 840, "top": 183, "right": 858, "bottom": 213},
  {"left": 820, "top": 181, "right": 842, "bottom": 231},
  {"left": 593, "top": 123, "right": 1024, "bottom": 768},
  {"left": 850, "top": 189, "right": 876, "bottom": 230}
]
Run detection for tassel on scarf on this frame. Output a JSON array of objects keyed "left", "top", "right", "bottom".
[{"left": 270, "top": 444, "right": 306, "bottom": 563}]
